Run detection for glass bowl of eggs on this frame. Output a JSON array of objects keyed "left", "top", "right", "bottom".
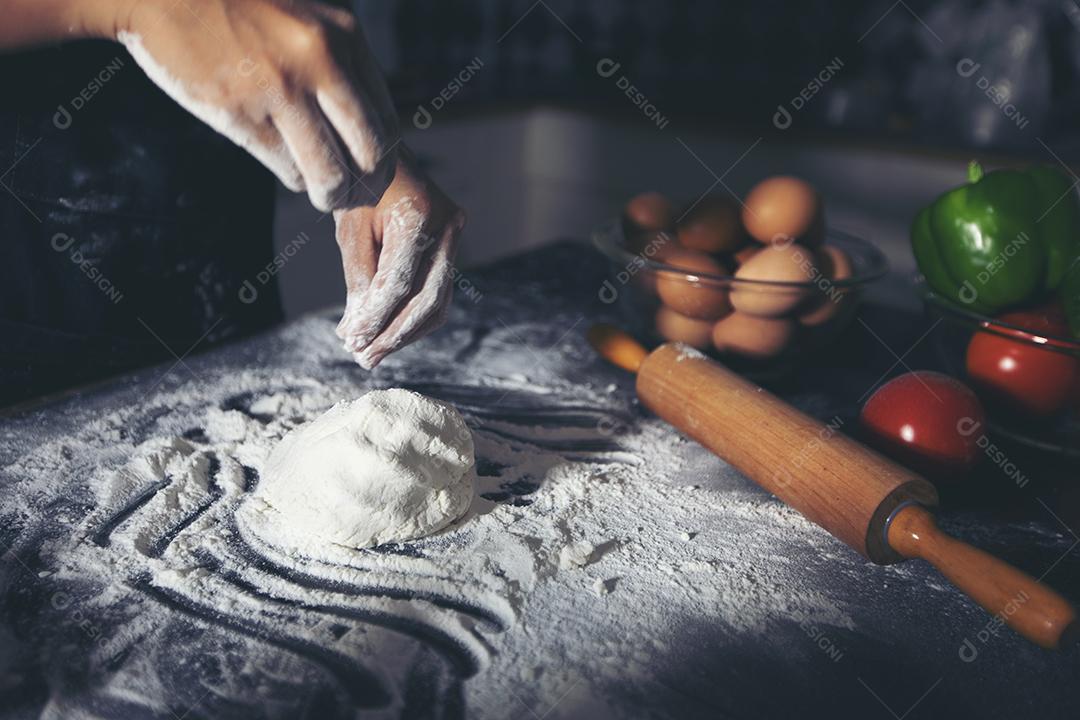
[{"left": 593, "top": 178, "right": 889, "bottom": 376}]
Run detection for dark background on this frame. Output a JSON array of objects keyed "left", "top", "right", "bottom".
[{"left": 366, "top": 0, "right": 1080, "bottom": 157}]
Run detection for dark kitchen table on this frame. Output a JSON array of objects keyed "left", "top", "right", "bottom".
[{"left": 1, "top": 241, "right": 1078, "bottom": 719}]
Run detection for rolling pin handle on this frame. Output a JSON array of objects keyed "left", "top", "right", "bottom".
[
  {"left": 883, "top": 499, "right": 923, "bottom": 547},
  {"left": 886, "top": 502, "right": 1079, "bottom": 650},
  {"left": 587, "top": 324, "right": 648, "bottom": 374}
]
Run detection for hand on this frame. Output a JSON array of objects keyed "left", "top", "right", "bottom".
[
  {"left": 116, "top": 0, "right": 399, "bottom": 211},
  {"left": 335, "top": 149, "right": 466, "bottom": 369}
]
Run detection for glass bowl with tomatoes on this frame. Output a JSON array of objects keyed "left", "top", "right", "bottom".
[{"left": 919, "top": 281, "right": 1080, "bottom": 461}]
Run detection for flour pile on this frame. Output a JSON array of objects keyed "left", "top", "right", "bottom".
[{"left": 250, "top": 388, "right": 475, "bottom": 549}]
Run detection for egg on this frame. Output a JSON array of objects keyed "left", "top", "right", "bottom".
[
  {"left": 730, "top": 242, "right": 819, "bottom": 317},
  {"left": 799, "top": 244, "right": 854, "bottom": 327},
  {"left": 816, "top": 243, "right": 852, "bottom": 280},
  {"left": 733, "top": 244, "right": 761, "bottom": 267},
  {"left": 711, "top": 312, "right": 796, "bottom": 358},
  {"left": 677, "top": 195, "right": 746, "bottom": 254},
  {"left": 742, "top": 176, "right": 822, "bottom": 246},
  {"left": 655, "top": 249, "right": 732, "bottom": 320},
  {"left": 624, "top": 192, "right": 675, "bottom": 233},
  {"left": 625, "top": 228, "right": 679, "bottom": 258},
  {"left": 654, "top": 305, "right": 716, "bottom": 349},
  {"left": 625, "top": 231, "right": 681, "bottom": 298}
]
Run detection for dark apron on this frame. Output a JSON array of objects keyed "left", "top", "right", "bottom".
[{"left": 0, "top": 40, "right": 282, "bottom": 407}]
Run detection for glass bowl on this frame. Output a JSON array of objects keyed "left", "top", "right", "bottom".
[
  {"left": 592, "top": 218, "right": 888, "bottom": 376},
  {"left": 919, "top": 281, "right": 1080, "bottom": 462}
]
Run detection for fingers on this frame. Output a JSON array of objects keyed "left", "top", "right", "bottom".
[
  {"left": 117, "top": 29, "right": 307, "bottom": 192},
  {"left": 310, "top": 7, "right": 400, "bottom": 158},
  {"left": 316, "top": 68, "right": 388, "bottom": 176},
  {"left": 157, "top": 87, "right": 307, "bottom": 192},
  {"left": 274, "top": 96, "right": 351, "bottom": 212},
  {"left": 354, "top": 281, "right": 453, "bottom": 369},
  {"left": 342, "top": 24, "right": 400, "bottom": 142},
  {"left": 307, "top": 2, "right": 358, "bottom": 32},
  {"left": 333, "top": 207, "right": 378, "bottom": 338},
  {"left": 336, "top": 197, "right": 429, "bottom": 350},
  {"left": 238, "top": 120, "right": 306, "bottom": 193},
  {"left": 283, "top": 9, "right": 396, "bottom": 205},
  {"left": 313, "top": 64, "right": 396, "bottom": 206},
  {"left": 333, "top": 208, "right": 379, "bottom": 292},
  {"left": 353, "top": 230, "right": 456, "bottom": 369},
  {"left": 306, "top": 2, "right": 399, "bottom": 133}
]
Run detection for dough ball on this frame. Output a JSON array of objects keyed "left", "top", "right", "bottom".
[{"left": 254, "top": 389, "right": 475, "bottom": 548}]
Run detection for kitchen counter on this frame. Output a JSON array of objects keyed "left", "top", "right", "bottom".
[{"left": 1, "top": 241, "right": 1078, "bottom": 719}]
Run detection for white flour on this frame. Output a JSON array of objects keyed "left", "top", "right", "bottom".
[{"left": 1, "top": 317, "right": 861, "bottom": 718}]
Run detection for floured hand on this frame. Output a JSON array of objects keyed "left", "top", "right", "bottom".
[
  {"left": 118, "top": 0, "right": 398, "bottom": 211},
  {"left": 335, "top": 148, "right": 466, "bottom": 369}
]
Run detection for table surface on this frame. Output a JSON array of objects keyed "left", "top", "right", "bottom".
[{"left": 1, "top": 241, "right": 1078, "bottom": 720}]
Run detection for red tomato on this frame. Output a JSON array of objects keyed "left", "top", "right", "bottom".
[
  {"left": 965, "top": 309, "right": 1079, "bottom": 417},
  {"left": 859, "top": 371, "right": 985, "bottom": 480}
]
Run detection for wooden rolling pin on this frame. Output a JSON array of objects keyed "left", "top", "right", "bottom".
[{"left": 588, "top": 324, "right": 1078, "bottom": 650}]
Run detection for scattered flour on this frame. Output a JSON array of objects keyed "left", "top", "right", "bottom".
[
  {"left": 0, "top": 318, "right": 860, "bottom": 717},
  {"left": 672, "top": 343, "right": 706, "bottom": 362},
  {"left": 558, "top": 540, "right": 597, "bottom": 570}
]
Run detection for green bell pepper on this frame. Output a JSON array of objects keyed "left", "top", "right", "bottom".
[
  {"left": 1062, "top": 258, "right": 1080, "bottom": 337},
  {"left": 911, "top": 161, "right": 1080, "bottom": 333}
]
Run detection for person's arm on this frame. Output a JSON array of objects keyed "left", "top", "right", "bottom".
[
  {"left": 2, "top": 0, "right": 463, "bottom": 367},
  {"left": 2, "top": 0, "right": 400, "bottom": 212},
  {"left": 0, "top": 1, "right": 131, "bottom": 51}
]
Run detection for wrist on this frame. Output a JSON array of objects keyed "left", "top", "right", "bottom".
[
  {"left": 0, "top": 0, "right": 134, "bottom": 47},
  {"left": 76, "top": 0, "right": 140, "bottom": 40}
]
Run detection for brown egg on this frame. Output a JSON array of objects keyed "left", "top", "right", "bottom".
[
  {"left": 654, "top": 305, "right": 717, "bottom": 349},
  {"left": 799, "top": 244, "right": 854, "bottom": 327},
  {"left": 742, "top": 176, "right": 822, "bottom": 246},
  {"left": 624, "top": 192, "right": 675, "bottom": 233},
  {"left": 625, "top": 228, "right": 680, "bottom": 258},
  {"left": 711, "top": 312, "right": 796, "bottom": 358},
  {"left": 816, "top": 244, "right": 853, "bottom": 280},
  {"left": 733, "top": 244, "right": 761, "bottom": 267},
  {"left": 730, "top": 242, "right": 819, "bottom": 317},
  {"left": 656, "top": 249, "right": 731, "bottom": 320},
  {"left": 677, "top": 195, "right": 746, "bottom": 254},
  {"left": 626, "top": 231, "right": 681, "bottom": 298}
]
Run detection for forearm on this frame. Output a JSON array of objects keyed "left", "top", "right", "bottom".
[{"left": 0, "top": 0, "right": 130, "bottom": 49}]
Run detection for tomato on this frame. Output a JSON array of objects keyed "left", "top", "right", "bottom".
[
  {"left": 964, "top": 308, "right": 1079, "bottom": 417},
  {"left": 859, "top": 371, "right": 985, "bottom": 480}
]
